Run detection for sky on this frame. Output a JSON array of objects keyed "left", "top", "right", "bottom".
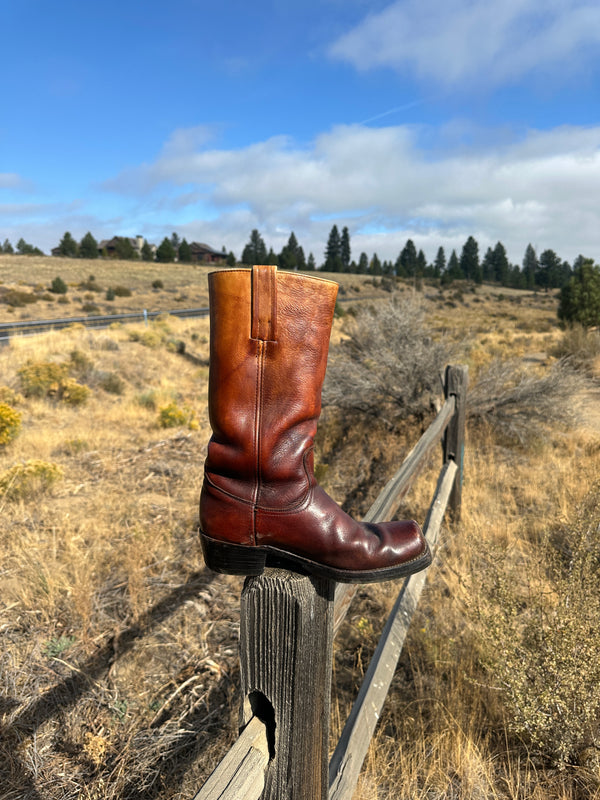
[{"left": 2, "top": 0, "right": 600, "bottom": 267}]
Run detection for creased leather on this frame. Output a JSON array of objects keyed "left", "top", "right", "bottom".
[{"left": 200, "top": 266, "right": 428, "bottom": 573}]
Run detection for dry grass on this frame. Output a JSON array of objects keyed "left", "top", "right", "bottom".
[{"left": 0, "top": 260, "right": 598, "bottom": 798}]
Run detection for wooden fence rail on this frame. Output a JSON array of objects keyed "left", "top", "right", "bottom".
[{"left": 194, "top": 364, "right": 468, "bottom": 800}]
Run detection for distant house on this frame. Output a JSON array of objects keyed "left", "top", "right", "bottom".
[{"left": 189, "top": 242, "right": 226, "bottom": 264}]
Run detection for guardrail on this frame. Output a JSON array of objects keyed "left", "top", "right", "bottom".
[
  {"left": 195, "top": 364, "right": 468, "bottom": 800},
  {"left": 0, "top": 307, "right": 210, "bottom": 343}
]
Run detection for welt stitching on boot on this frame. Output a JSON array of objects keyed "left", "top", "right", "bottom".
[{"left": 199, "top": 265, "right": 432, "bottom": 583}]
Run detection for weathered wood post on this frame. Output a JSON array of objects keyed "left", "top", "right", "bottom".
[
  {"left": 239, "top": 570, "right": 336, "bottom": 800},
  {"left": 442, "top": 364, "right": 468, "bottom": 520}
]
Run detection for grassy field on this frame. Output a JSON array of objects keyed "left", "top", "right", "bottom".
[{"left": 0, "top": 256, "right": 599, "bottom": 799}]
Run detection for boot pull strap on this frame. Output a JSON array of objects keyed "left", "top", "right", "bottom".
[{"left": 251, "top": 265, "right": 278, "bottom": 342}]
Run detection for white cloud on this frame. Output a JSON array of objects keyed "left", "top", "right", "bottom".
[
  {"left": 97, "top": 121, "right": 600, "bottom": 264},
  {"left": 328, "top": 0, "right": 600, "bottom": 87}
]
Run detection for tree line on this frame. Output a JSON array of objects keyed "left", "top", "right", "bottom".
[
  {"left": 239, "top": 225, "right": 580, "bottom": 291},
  {"left": 2, "top": 226, "right": 599, "bottom": 326}
]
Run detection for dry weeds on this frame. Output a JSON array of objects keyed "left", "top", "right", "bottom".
[{"left": 0, "top": 262, "right": 598, "bottom": 798}]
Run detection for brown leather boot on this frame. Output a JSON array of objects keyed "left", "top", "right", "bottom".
[{"left": 199, "top": 265, "right": 431, "bottom": 583}]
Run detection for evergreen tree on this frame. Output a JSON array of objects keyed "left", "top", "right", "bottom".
[
  {"left": 141, "top": 240, "right": 154, "bottom": 261},
  {"left": 434, "top": 246, "right": 446, "bottom": 279},
  {"left": 296, "top": 245, "right": 306, "bottom": 271},
  {"left": 510, "top": 264, "right": 526, "bottom": 289},
  {"left": 241, "top": 229, "right": 268, "bottom": 265},
  {"left": 522, "top": 243, "right": 538, "bottom": 289},
  {"left": 156, "top": 237, "right": 176, "bottom": 263},
  {"left": 537, "top": 249, "right": 561, "bottom": 289},
  {"left": 558, "top": 258, "right": 600, "bottom": 328},
  {"left": 482, "top": 247, "right": 495, "bottom": 282},
  {"left": 58, "top": 231, "right": 78, "bottom": 257},
  {"left": 324, "top": 225, "right": 342, "bottom": 272},
  {"left": 399, "top": 239, "right": 417, "bottom": 277},
  {"left": 442, "top": 249, "right": 463, "bottom": 285},
  {"left": 78, "top": 231, "right": 98, "bottom": 259},
  {"left": 266, "top": 247, "right": 279, "bottom": 266},
  {"left": 358, "top": 252, "right": 369, "bottom": 274},
  {"left": 341, "top": 226, "right": 351, "bottom": 271},
  {"left": 416, "top": 249, "right": 427, "bottom": 278},
  {"left": 279, "top": 232, "right": 300, "bottom": 270},
  {"left": 2, "top": 238, "right": 13, "bottom": 254},
  {"left": 369, "top": 253, "right": 382, "bottom": 275},
  {"left": 226, "top": 251, "right": 236, "bottom": 267},
  {"left": 171, "top": 232, "right": 181, "bottom": 251},
  {"left": 114, "top": 237, "right": 137, "bottom": 260},
  {"left": 306, "top": 252, "right": 316, "bottom": 271},
  {"left": 178, "top": 238, "right": 192, "bottom": 263},
  {"left": 16, "top": 237, "right": 43, "bottom": 255},
  {"left": 492, "top": 241, "right": 510, "bottom": 285},
  {"left": 460, "top": 235, "right": 481, "bottom": 283}
]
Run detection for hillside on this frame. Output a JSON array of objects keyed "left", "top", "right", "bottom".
[{"left": 0, "top": 259, "right": 598, "bottom": 799}]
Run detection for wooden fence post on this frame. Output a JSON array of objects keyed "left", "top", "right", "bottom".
[
  {"left": 443, "top": 364, "right": 468, "bottom": 520},
  {"left": 239, "top": 569, "right": 335, "bottom": 800}
]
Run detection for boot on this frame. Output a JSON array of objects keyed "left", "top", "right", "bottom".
[{"left": 199, "top": 265, "right": 431, "bottom": 583}]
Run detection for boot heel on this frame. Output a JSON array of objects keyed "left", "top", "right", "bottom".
[{"left": 200, "top": 533, "right": 266, "bottom": 576}]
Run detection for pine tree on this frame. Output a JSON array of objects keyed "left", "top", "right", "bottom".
[
  {"left": 156, "top": 237, "right": 176, "bottom": 263},
  {"left": 306, "top": 252, "right": 316, "bottom": 271},
  {"left": 2, "top": 238, "right": 13, "bottom": 254},
  {"left": 178, "top": 238, "right": 192, "bottom": 263},
  {"left": 369, "top": 253, "right": 382, "bottom": 275},
  {"left": 324, "top": 225, "right": 342, "bottom": 272},
  {"left": 399, "top": 239, "right": 417, "bottom": 277},
  {"left": 434, "top": 246, "right": 446, "bottom": 278},
  {"left": 358, "top": 252, "right": 369, "bottom": 274},
  {"left": 341, "top": 226, "right": 351, "bottom": 271},
  {"left": 78, "top": 232, "right": 98, "bottom": 259},
  {"left": 522, "top": 244, "right": 538, "bottom": 289},
  {"left": 537, "top": 249, "right": 561, "bottom": 289},
  {"left": 57, "top": 231, "right": 78, "bottom": 257},
  {"left": 226, "top": 251, "right": 236, "bottom": 267},
  {"left": 558, "top": 258, "right": 600, "bottom": 328},
  {"left": 279, "top": 232, "right": 300, "bottom": 270},
  {"left": 492, "top": 242, "right": 510, "bottom": 285},
  {"left": 171, "top": 232, "right": 181, "bottom": 251},
  {"left": 114, "top": 237, "right": 137, "bottom": 260},
  {"left": 241, "top": 229, "right": 268, "bottom": 265},
  {"left": 141, "top": 240, "right": 154, "bottom": 261},
  {"left": 442, "top": 249, "right": 462, "bottom": 285},
  {"left": 460, "top": 236, "right": 481, "bottom": 283}
]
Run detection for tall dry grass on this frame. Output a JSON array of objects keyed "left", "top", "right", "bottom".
[{"left": 0, "top": 270, "right": 598, "bottom": 798}]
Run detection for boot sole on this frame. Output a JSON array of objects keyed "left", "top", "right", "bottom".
[{"left": 200, "top": 532, "right": 432, "bottom": 584}]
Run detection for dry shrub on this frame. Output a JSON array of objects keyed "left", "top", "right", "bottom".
[
  {"left": 467, "top": 358, "right": 588, "bottom": 443},
  {"left": 477, "top": 483, "right": 600, "bottom": 768},
  {"left": 0, "top": 459, "right": 63, "bottom": 499},
  {"left": 17, "top": 358, "right": 91, "bottom": 405},
  {"left": 0, "top": 402, "right": 21, "bottom": 446},
  {"left": 552, "top": 324, "right": 600, "bottom": 376},
  {"left": 323, "top": 296, "right": 454, "bottom": 427}
]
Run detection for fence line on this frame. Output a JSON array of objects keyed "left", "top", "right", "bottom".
[{"left": 195, "top": 363, "right": 468, "bottom": 800}]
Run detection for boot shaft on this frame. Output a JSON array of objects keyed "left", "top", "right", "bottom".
[{"left": 204, "top": 266, "right": 338, "bottom": 509}]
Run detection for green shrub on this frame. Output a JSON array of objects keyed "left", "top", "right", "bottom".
[
  {"left": 50, "top": 276, "right": 68, "bottom": 294},
  {"left": 0, "top": 459, "right": 63, "bottom": 500},
  {"left": 59, "top": 378, "right": 90, "bottom": 406},
  {"left": 152, "top": 279, "right": 164, "bottom": 289},
  {"left": 18, "top": 360, "right": 69, "bottom": 398},
  {"left": 105, "top": 287, "right": 115, "bottom": 301},
  {"left": 17, "top": 360, "right": 90, "bottom": 405},
  {"left": 113, "top": 286, "right": 132, "bottom": 297},
  {"left": 1, "top": 289, "right": 39, "bottom": 307},
  {"left": 97, "top": 371, "right": 125, "bottom": 395},
  {"left": 129, "top": 328, "right": 164, "bottom": 348},
  {"left": 0, "top": 403, "right": 21, "bottom": 446},
  {"left": 81, "top": 302, "right": 100, "bottom": 313},
  {"left": 158, "top": 402, "right": 196, "bottom": 429}
]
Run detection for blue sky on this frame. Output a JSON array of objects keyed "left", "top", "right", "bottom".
[{"left": 2, "top": 0, "right": 600, "bottom": 266}]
